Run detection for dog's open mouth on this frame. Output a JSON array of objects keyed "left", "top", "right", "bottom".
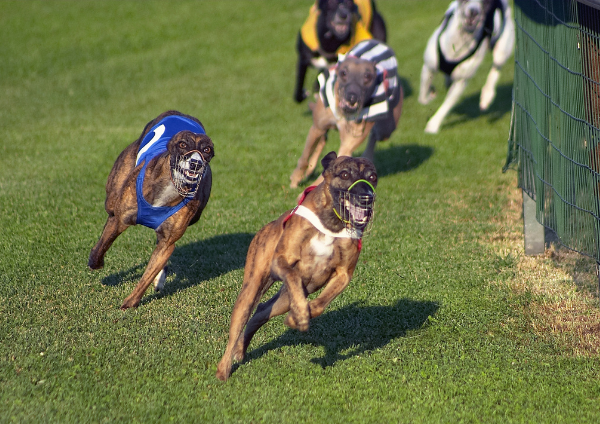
[
  {"left": 179, "top": 153, "right": 203, "bottom": 183},
  {"left": 333, "top": 22, "right": 349, "bottom": 36},
  {"left": 343, "top": 198, "right": 372, "bottom": 228},
  {"left": 338, "top": 96, "right": 363, "bottom": 117},
  {"left": 171, "top": 151, "right": 205, "bottom": 197},
  {"left": 334, "top": 180, "right": 375, "bottom": 232},
  {"left": 182, "top": 167, "right": 200, "bottom": 183}
]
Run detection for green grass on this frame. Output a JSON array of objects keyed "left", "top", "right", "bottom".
[{"left": 1, "top": 1, "right": 599, "bottom": 422}]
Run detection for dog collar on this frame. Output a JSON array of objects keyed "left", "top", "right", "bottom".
[{"left": 294, "top": 205, "right": 362, "bottom": 239}]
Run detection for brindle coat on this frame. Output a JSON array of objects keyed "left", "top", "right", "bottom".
[
  {"left": 290, "top": 56, "right": 402, "bottom": 189},
  {"left": 216, "top": 152, "right": 377, "bottom": 381},
  {"left": 88, "top": 110, "right": 214, "bottom": 310}
]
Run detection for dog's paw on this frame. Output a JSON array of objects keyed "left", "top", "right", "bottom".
[
  {"left": 215, "top": 363, "right": 231, "bottom": 382},
  {"left": 290, "top": 168, "right": 305, "bottom": 189},
  {"left": 153, "top": 269, "right": 166, "bottom": 292},
  {"left": 120, "top": 296, "right": 140, "bottom": 310},
  {"left": 418, "top": 87, "right": 436, "bottom": 105},
  {"left": 424, "top": 120, "right": 440, "bottom": 134},
  {"left": 232, "top": 338, "right": 246, "bottom": 362},
  {"left": 87, "top": 255, "right": 104, "bottom": 270},
  {"left": 284, "top": 312, "right": 309, "bottom": 332},
  {"left": 479, "top": 89, "right": 496, "bottom": 111},
  {"left": 294, "top": 90, "right": 308, "bottom": 103}
]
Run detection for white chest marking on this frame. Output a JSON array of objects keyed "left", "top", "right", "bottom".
[
  {"left": 309, "top": 234, "right": 335, "bottom": 258},
  {"left": 152, "top": 183, "right": 180, "bottom": 207}
]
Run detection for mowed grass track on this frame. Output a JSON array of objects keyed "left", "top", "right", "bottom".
[{"left": 1, "top": 1, "right": 599, "bottom": 422}]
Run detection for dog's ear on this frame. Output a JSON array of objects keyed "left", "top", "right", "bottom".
[
  {"left": 318, "top": 0, "right": 329, "bottom": 11},
  {"left": 321, "top": 151, "right": 337, "bottom": 174}
]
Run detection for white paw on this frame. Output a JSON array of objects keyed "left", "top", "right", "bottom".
[
  {"left": 424, "top": 120, "right": 440, "bottom": 134},
  {"left": 418, "top": 88, "right": 436, "bottom": 105},
  {"left": 153, "top": 269, "right": 166, "bottom": 292},
  {"left": 479, "top": 89, "right": 496, "bottom": 111}
]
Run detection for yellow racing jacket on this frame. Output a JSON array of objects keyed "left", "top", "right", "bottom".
[{"left": 300, "top": 0, "right": 374, "bottom": 56}]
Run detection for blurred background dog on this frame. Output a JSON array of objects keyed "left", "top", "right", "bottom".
[
  {"left": 294, "top": 0, "right": 387, "bottom": 103},
  {"left": 290, "top": 40, "right": 403, "bottom": 189},
  {"left": 418, "top": 0, "right": 514, "bottom": 133}
]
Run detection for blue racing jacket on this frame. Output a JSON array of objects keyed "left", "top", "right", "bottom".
[{"left": 135, "top": 115, "right": 206, "bottom": 230}]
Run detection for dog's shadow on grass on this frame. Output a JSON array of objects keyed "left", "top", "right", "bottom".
[
  {"left": 442, "top": 82, "right": 513, "bottom": 129},
  {"left": 297, "top": 143, "right": 434, "bottom": 189},
  {"left": 235, "top": 298, "right": 439, "bottom": 374},
  {"left": 372, "top": 143, "right": 434, "bottom": 178},
  {"left": 100, "top": 232, "right": 254, "bottom": 304}
]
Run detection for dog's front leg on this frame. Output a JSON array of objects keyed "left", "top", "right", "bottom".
[
  {"left": 418, "top": 63, "right": 437, "bottom": 105},
  {"left": 481, "top": 8, "right": 515, "bottom": 111},
  {"left": 290, "top": 125, "right": 327, "bottom": 188},
  {"left": 285, "top": 269, "right": 351, "bottom": 328},
  {"left": 120, "top": 239, "right": 175, "bottom": 310},
  {"left": 424, "top": 78, "right": 468, "bottom": 134},
  {"left": 305, "top": 133, "right": 327, "bottom": 177},
  {"left": 273, "top": 257, "right": 309, "bottom": 332},
  {"left": 88, "top": 215, "right": 129, "bottom": 270},
  {"left": 306, "top": 122, "right": 375, "bottom": 188},
  {"left": 294, "top": 34, "right": 312, "bottom": 103},
  {"left": 338, "top": 121, "right": 375, "bottom": 158}
]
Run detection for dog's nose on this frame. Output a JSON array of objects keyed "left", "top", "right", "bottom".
[
  {"left": 346, "top": 92, "right": 358, "bottom": 105},
  {"left": 467, "top": 6, "right": 480, "bottom": 18}
]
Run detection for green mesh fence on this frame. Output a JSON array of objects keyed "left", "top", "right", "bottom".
[{"left": 504, "top": 0, "right": 600, "bottom": 261}]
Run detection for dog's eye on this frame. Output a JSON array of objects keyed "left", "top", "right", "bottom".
[
  {"left": 339, "top": 69, "right": 347, "bottom": 79},
  {"left": 203, "top": 146, "right": 212, "bottom": 154},
  {"left": 364, "top": 73, "right": 374, "bottom": 84},
  {"left": 340, "top": 171, "right": 350, "bottom": 180},
  {"left": 368, "top": 173, "right": 377, "bottom": 183},
  {"left": 178, "top": 141, "right": 187, "bottom": 149}
]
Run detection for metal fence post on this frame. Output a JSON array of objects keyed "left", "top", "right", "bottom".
[{"left": 523, "top": 190, "right": 545, "bottom": 255}]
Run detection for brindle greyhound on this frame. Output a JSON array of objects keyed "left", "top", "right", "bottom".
[
  {"left": 294, "top": 0, "right": 387, "bottom": 103},
  {"left": 88, "top": 110, "right": 215, "bottom": 309},
  {"left": 290, "top": 40, "right": 402, "bottom": 189},
  {"left": 217, "top": 151, "right": 377, "bottom": 381}
]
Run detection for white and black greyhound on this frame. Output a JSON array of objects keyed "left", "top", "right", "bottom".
[{"left": 418, "top": 0, "right": 514, "bottom": 134}]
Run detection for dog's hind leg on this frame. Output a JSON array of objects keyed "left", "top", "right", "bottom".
[
  {"left": 480, "top": 8, "right": 515, "bottom": 111},
  {"left": 120, "top": 238, "right": 176, "bottom": 310},
  {"left": 239, "top": 285, "right": 291, "bottom": 356},
  {"left": 153, "top": 267, "right": 167, "bottom": 292},
  {"left": 217, "top": 225, "right": 281, "bottom": 381},
  {"left": 88, "top": 216, "right": 129, "bottom": 270},
  {"left": 216, "top": 276, "right": 271, "bottom": 381},
  {"left": 151, "top": 235, "right": 167, "bottom": 292}
]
